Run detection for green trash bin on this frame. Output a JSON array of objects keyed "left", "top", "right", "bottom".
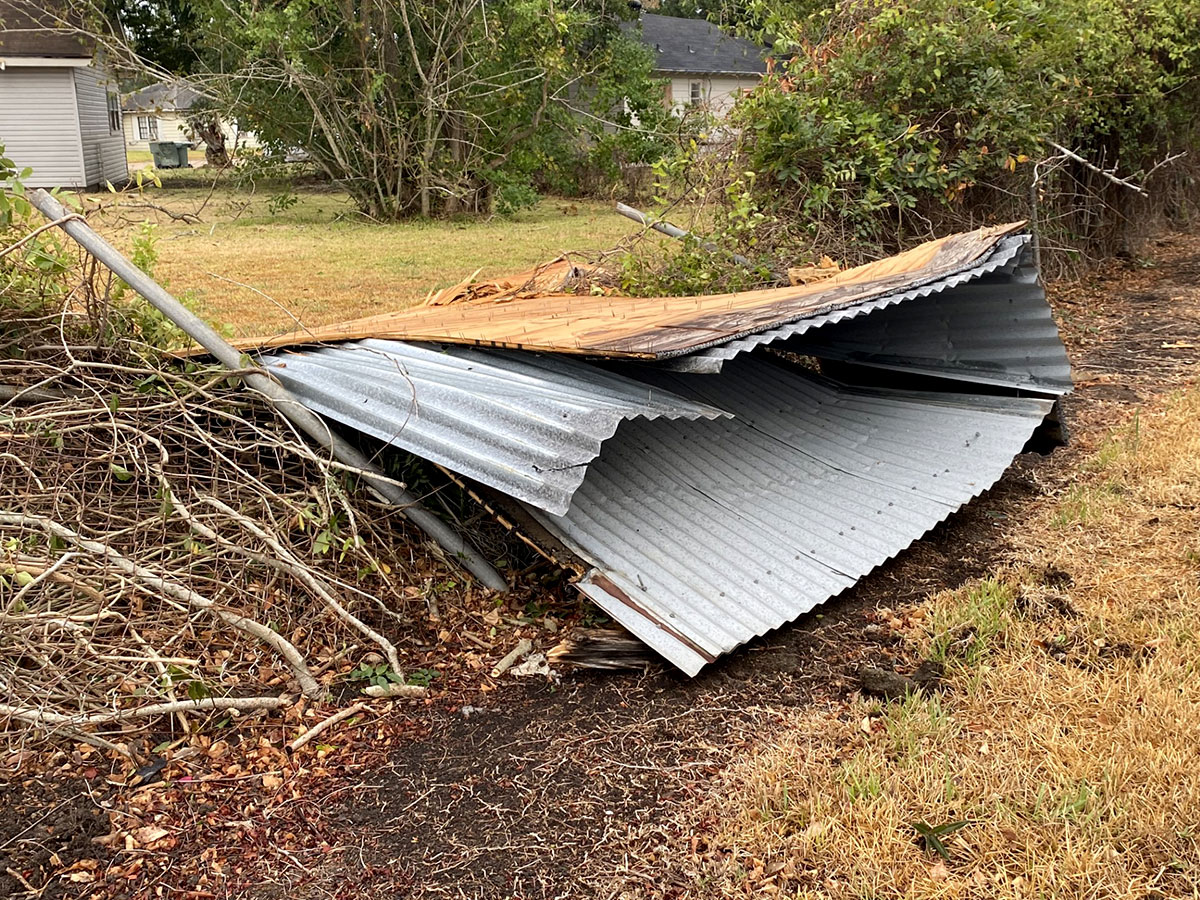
[{"left": 148, "top": 141, "right": 191, "bottom": 169}]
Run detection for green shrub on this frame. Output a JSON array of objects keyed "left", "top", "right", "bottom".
[
  {"left": 644, "top": 0, "right": 1200, "bottom": 277},
  {"left": 0, "top": 146, "right": 76, "bottom": 313},
  {"left": 1, "top": 143, "right": 206, "bottom": 353}
]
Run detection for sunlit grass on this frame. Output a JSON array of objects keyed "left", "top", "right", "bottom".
[{"left": 84, "top": 174, "right": 644, "bottom": 336}]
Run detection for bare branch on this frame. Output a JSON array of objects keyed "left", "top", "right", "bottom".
[
  {"left": 0, "top": 696, "right": 292, "bottom": 728},
  {"left": 0, "top": 512, "right": 326, "bottom": 699},
  {"left": 288, "top": 701, "right": 370, "bottom": 752}
]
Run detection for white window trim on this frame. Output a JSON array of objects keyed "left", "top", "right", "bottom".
[{"left": 137, "top": 115, "right": 159, "bottom": 141}]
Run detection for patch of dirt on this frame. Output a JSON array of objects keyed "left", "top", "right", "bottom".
[
  {"left": 331, "top": 491, "right": 1023, "bottom": 897},
  {"left": 0, "top": 772, "right": 109, "bottom": 898}
]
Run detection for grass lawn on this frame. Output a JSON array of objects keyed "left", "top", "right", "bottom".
[{"left": 85, "top": 172, "right": 645, "bottom": 336}]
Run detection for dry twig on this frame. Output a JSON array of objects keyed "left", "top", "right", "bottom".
[{"left": 288, "top": 701, "right": 369, "bottom": 752}]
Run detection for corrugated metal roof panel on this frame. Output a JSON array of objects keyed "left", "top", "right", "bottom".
[
  {"left": 259, "top": 340, "right": 730, "bottom": 515},
  {"left": 248, "top": 230, "right": 1072, "bottom": 675},
  {"left": 528, "top": 357, "right": 1053, "bottom": 674},
  {"left": 660, "top": 235, "right": 1027, "bottom": 371},
  {"left": 662, "top": 237, "right": 1071, "bottom": 396}
]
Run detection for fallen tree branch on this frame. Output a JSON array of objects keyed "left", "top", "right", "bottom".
[
  {"left": 288, "top": 701, "right": 369, "bottom": 752},
  {"left": 616, "top": 202, "right": 786, "bottom": 280},
  {"left": 0, "top": 695, "right": 291, "bottom": 728},
  {"left": 1047, "top": 141, "right": 1152, "bottom": 195},
  {"left": 491, "top": 638, "right": 533, "bottom": 678},
  {"left": 203, "top": 496, "right": 405, "bottom": 676},
  {"left": 361, "top": 683, "right": 427, "bottom": 698},
  {"left": 29, "top": 188, "right": 510, "bottom": 594},
  {"left": 0, "top": 383, "right": 73, "bottom": 404}
]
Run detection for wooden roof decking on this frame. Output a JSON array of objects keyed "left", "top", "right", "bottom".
[{"left": 229, "top": 223, "right": 1025, "bottom": 359}]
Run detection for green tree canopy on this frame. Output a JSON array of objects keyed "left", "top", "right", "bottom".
[{"left": 100, "top": 0, "right": 675, "bottom": 219}]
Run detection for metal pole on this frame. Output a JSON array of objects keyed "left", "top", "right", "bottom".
[
  {"left": 616, "top": 201, "right": 772, "bottom": 274},
  {"left": 29, "top": 189, "right": 509, "bottom": 593}
]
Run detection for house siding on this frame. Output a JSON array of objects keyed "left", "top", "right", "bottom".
[
  {"left": 123, "top": 112, "right": 262, "bottom": 155},
  {"left": 123, "top": 110, "right": 194, "bottom": 152},
  {"left": 73, "top": 65, "right": 128, "bottom": 187},
  {"left": 666, "top": 74, "right": 757, "bottom": 117},
  {"left": 0, "top": 66, "right": 86, "bottom": 188}
]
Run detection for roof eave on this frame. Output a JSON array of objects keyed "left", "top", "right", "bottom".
[
  {"left": 0, "top": 55, "right": 91, "bottom": 67},
  {"left": 653, "top": 66, "right": 765, "bottom": 77}
]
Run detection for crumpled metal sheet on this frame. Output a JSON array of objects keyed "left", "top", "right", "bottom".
[
  {"left": 528, "top": 358, "right": 1054, "bottom": 674},
  {"left": 259, "top": 339, "right": 730, "bottom": 515},
  {"left": 254, "top": 229, "right": 1073, "bottom": 675},
  {"left": 661, "top": 237, "right": 1070, "bottom": 396}
]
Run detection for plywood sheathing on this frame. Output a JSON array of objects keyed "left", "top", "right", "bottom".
[{"left": 228, "top": 222, "right": 1025, "bottom": 359}]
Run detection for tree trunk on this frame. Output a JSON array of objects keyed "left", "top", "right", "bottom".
[
  {"left": 420, "top": 97, "right": 435, "bottom": 218},
  {"left": 188, "top": 112, "right": 230, "bottom": 167}
]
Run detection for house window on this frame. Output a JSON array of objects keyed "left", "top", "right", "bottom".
[
  {"left": 107, "top": 92, "right": 122, "bottom": 132},
  {"left": 689, "top": 81, "right": 703, "bottom": 106},
  {"left": 137, "top": 116, "right": 159, "bottom": 141}
]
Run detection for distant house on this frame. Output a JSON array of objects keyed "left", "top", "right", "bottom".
[
  {"left": 0, "top": 1, "right": 128, "bottom": 189},
  {"left": 123, "top": 81, "right": 259, "bottom": 156},
  {"left": 630, "top": 13, "right": 767, "bottom": 117},
  {"left": 122, "top": 81, "right": 201, "bottom": 152}
]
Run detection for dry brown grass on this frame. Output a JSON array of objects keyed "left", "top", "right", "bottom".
[
  {"left": 686, "top": 384, "right": 1200, "bottom": 898},
  {"left": 83, "top": 179, "right": 643, "bottom": 336}
]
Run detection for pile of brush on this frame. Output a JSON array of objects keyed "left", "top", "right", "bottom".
[{"left": 0, "top": 273, "right": 446, "bottom": 760}]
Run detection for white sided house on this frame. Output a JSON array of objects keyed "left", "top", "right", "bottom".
[
  {"left": 0, "top": 2, "right": 128, "bottom": 189},
  {"left": 631, "top": 13, "right": 767, "bottom": 118},
  {"left": 122, "top": 81, "right": 260, "bottom": 156},
  {"left": 122, "top": 82, "right": 199, "bottom": 152}
]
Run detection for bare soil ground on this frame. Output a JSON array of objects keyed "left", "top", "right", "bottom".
[{"left": 2, "top": 232, "right": 1197, "bottom": 899}]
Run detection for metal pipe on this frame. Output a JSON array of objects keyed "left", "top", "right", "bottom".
[
  {"left": 29, "top": 189, "right": 509, "bottom": 593},
  {"left": 616, "top": 201, "right": 766, "bottom": 272}
]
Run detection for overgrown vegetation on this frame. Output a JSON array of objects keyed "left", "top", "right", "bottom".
[
  {"left": 0, "top": 148, "right": 508, "bottom": 759},
  {"left": 632, "top": 0, "right": 1200, "bottom": 286},
  {"left": 95, "top": 0, "right": 683, "bottom": 219}
]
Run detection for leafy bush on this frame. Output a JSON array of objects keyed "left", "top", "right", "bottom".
[
  {"left": 1, "top": 144, "right": 207, "bottom": 353},
  {"left": 106, "top": 0, "right": 675, "bottom": 220},
  {"left": 619, "top": 151, "right": 778, "bottom": 295},
  {"left": 1, "top": 148, "right": 76, "bottom": 313}
]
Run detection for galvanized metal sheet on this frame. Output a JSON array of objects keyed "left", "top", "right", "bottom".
[
  {"left": 662, "top": 237, "right": 1071, "bottom": 396},
  {"left": 252, "top": 232, "right": 1073, "bottom": 676},
  {"left": 791, "top": 247, "right": 1072, "bottom": 394},
  {"left": 259, "top": 340, "right": 730, "bottom": 515},
  {"left": 660, "top": 235, "right": 1026, "bottom": 372},
  {"left": 528, "top": 357, "right": 1053, "bottom": 674}
]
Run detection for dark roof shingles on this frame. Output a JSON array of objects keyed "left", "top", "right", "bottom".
[
  {"left": 627, "top": 13, "right": 766, "bottom": 76},
  {"left": 122, "top": 81, "right": 201, "bottom": 113},
  {"left": 0, "top": 1, "right": 91, "bottom": 59}
]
